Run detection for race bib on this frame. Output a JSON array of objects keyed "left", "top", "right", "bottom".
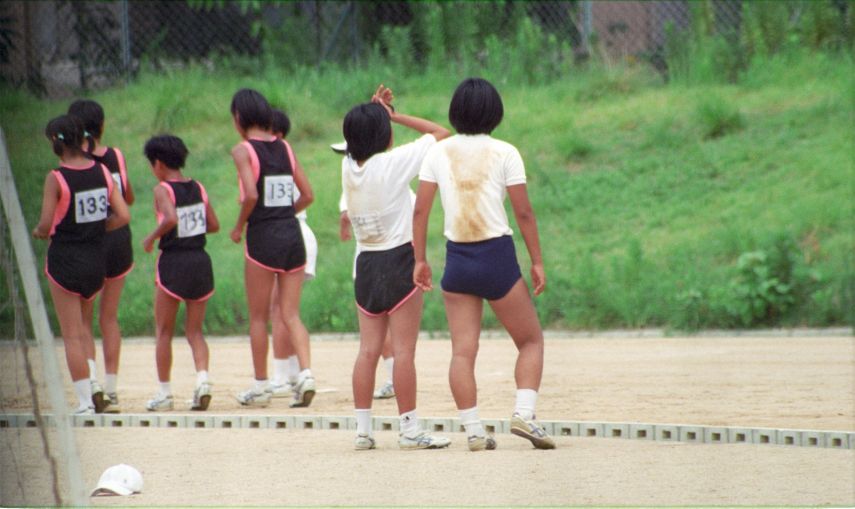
[
  {"left": 74, "top": 188, "right": 108, "bottom": 223},
  {"left": 263, "top": 175, "right": 294, "bottom": 207},
  {"left": 350, "top": 211, "right": 385, "bottom": 241},
  {"left": 111, "top": 172, "right": 124, "bottom": 197},
  {"left": 176, "top": 202, "right": 206, "bottom": 238}
]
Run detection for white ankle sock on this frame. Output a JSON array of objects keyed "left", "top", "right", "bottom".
[
  {"left": 297, "top": 368, "right": 312, "bottom": 383},
  {"left": 87, "top": 359, "right": 97, "bottom": 381},
  {"left": 287, "top": 355, "right": 299, "bottom": 383},
  {"left": 459, "top": 406, "right": 485, "bottom": 436},
  {"left": 355, "top": 409, "right": 372, "bottom": 435},
  {"left": 514, "top": 389, "right": 538, "bottom": 420},
  {"left": 272, "top": 359, "right": 288, "bottom": 385},
  {"left": 104, "top": 374, "right": 117, "bottom": 394},
  {"left": 400, "top": 410, "right": 419, "bottom": 437},
  {"left": 253, "top": 379, "right": 268, "bottom": 392},
  {"left": 196, "top": 370, "right": 209, "bottom": 386},
  {"left": 383, "top": 357, "right": 394, "bottom": 385},
  {"left": 158, "top": 382, "right": 172, "bottom": 397},
  {"left": 73, "top": 379, "right": 92, "bottom": 409}
]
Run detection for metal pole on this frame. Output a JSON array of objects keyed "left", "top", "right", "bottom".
[
  {"left": 119, "top": 0, "right": 131, "bottom": 83},
  {"left": 582, "top": 0, "right": 592, "bottom": 55}
]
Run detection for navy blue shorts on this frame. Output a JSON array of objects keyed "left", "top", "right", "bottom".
[{"left": 441, "top": 235, "right": 522, "bottom": 301}]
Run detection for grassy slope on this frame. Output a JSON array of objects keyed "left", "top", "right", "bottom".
[{"left": 1, "top": 51, "right": 852, "bottom": 335}]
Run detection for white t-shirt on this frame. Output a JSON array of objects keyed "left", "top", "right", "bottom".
[
  {"left": 419, "top": 134, "right": 526, "bottom": 243},
  {"left": 342, "top": 133, "right": 437, "bottom": 251}
]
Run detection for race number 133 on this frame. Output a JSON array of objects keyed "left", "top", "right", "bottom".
[
  {"left": 264, "top": 175, "right": 294, "bottom": 207},
  {"left": 74, "top": 188, "right": 109, "bottom": 224}
]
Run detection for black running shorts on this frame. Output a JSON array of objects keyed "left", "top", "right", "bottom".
[
  {"left": 157, "top": 249, "right": 214, "bottom": 301},
  {"left": 354, "top": 243, "right": 418, "bottom": 316}
]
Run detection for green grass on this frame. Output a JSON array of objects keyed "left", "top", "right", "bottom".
[{"left": 1, "top": 49, "right": 852, "bottom": 336}]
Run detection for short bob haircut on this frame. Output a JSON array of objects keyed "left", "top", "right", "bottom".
[
  {"left": 271, "top": 109, "right": 291, "bottom": 138},
  {"left": 230, "top": 88, "right": 272, "bottom": 131},
  {"left": 448, "top": 77, "right": 504, "bottom": 135},
  {"left": 342, "top": 103, "right": 391, "bottom": 162},
  {"left": 68, "top": 99, "right": 105, "bottom": 139},
  {"left": 144, "top": 134, "right": 189, "bottom": 170}
]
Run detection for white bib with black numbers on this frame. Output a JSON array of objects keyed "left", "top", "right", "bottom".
[
  {"left": 74, "top": 188, "right": 109, "bottom": 223},
  {"left": 176, "top": 202, "right": 206, "bottom": 238},
  {"left": 263, "top": 175, "right": 294, "bottom": 207}
]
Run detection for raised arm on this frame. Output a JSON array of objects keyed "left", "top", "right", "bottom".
[
  {"left": 372, "top": 84, "right": 451, "bottom": 142},
  {"left": 507, "top": 184, "right": 545, "bottom": 296}
]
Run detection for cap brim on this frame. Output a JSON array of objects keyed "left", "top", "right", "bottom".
[
  {"left": 330, "top": 142, "right": 347, "bottom": 154},
  {"left": 91, "top": 482, "right": 135, "bottom": 497}
]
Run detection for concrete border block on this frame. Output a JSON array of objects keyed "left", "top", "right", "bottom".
[
  {"left": 450, "top": 418, "right": 465, "bottom": 434},
  {"left": 704, "top": 427, "right": 728, "bottom": 444},
  {"left": 580, "top": 422, "right": 605, "bottom": 438},
  {"left": 555, "top": 421, "right": 580, "bottom": 437},
  {"left": 825, "top": 432, "right": 850, "bottom": 449},
  {"left": 425, "top": 418, "right": 453, "bottom": 433},
  {"left": 373, "top": 416, "right": 399, "bottom": 432},
  {"left": 213, "top": 416, "right": 240, "bottom": 429},
  {"left": 778, "top": 429, "right": 801, "bottom": 446},
  {"left": 752, "top": 428, "right": 777, "bottom": 445},
  {"left": 293, "top": 415, "right": 320, "bottom": 430},
  {"left": 654, "top": 424, "right": 680, "bottom": 442},
  {"left": 158, "top": 415, "right": 187, "bottom": 428},
  {"left": 0, "top": 414, "right": 16, "bottom": 428},
  {"left": 187, "top": 415, "right": 214, "bottom": 429},
  {"left": 102, "top": 414, "right": 130, "bottom": 428},
  {"left": 482, "top": 419, "right": 508, "bottom": 435},
  {"left": 18, "top": 415, "right": 39, "bottom": 428},
  {"left": 727, "top": 428, "right": 753, "bottom": 444},
  {"left": 320, "top": 416, "right": 353, "bottom": 431},
  {"left": 241, "top": 415, "right": 269, "bottom": 429},
  {"left": 130, "top": 414, "right": 157, "bottom": 428},
  {"left": 629, "top": 423, "right": 654, "bottom": 440},
  {"left": 72, "top": 414, "right": 102, "bottom": 428},
  {"left": 679, "top": 426, "right": 704, "bottom": 444},
  {"left": 269, "top": 415, "right": 297, "bottom": 430},
  {"left": 849, "top": 433, "right": 855, "bottom": 450},
  {"left": 799, "top": 430, "right": 825, "bottom": 448},
  {"left": 604, "top": 423, "right": 629, "bottom": 439}
]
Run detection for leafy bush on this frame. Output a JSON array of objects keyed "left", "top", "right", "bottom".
[{"left": 695, "top": 94, "right": 744, "bottom": 139}]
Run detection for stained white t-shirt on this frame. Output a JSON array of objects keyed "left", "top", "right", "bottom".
[
  {"left": 419, "top": 134, "right": 526, "bottom": 243},
  {"left": 342, "top": 133, "right": 437, "bottom": 251}
]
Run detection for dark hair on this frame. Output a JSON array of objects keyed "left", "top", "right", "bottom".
[
  {"left": 67, "top": 99, "right": 104, "bottom": 154},
  {"left": 45, "top": 115, "right": 86, "bottom": 157},
  {"left": 230, "top": 88, "right": 272, "bottom": 131},
  {"left": 144, "top": 135, "right": 189, "bottom": 169},
  {"left": 271, "top": 109, "right": 291, "bottom": 138},
  {"left": 342, "top": 103, "right": 391, "bottom": 161},
  {"left": 448, "top": 77, "right": 504, "bottom": 135}
]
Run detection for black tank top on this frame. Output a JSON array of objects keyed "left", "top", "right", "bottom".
[
  {"left": 91, "top": 147, "right": 128, "bottom": 200},
  {"left": 243, "top": 139, "right": 296, "bottom": 225},
  {"left": 51, "top": 162, "right": 112, "bottom": 244},
  {"left": 158, "top": 179, "right": 208, "bottom": 251}
]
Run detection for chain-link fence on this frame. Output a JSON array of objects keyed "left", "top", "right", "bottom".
[{"left": 1, "top": 1, "right": 851, "bottom": 97}]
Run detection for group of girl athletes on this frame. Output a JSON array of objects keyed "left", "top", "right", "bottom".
[{"left": 34, "top": 77, "right": 554, "bottom": 452}]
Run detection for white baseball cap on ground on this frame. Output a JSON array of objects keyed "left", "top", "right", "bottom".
[
  {"left": 90, "top": 464, "right": 143, "bottom": 496},
  {"left": 330, "top": 141, "right": 347, "bottom": 154}
]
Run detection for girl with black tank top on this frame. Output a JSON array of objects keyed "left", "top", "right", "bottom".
[
  {"left": 141, "top": 135, "right": 219, "bottom": 412},
  {"left": 228, "top": 88, "right": 316, "bottom": 407},
  {"left": 33, "top": 115, "right": 129, "bottom": 415},
  {"left": 68, "top": 99, "right": 135, "bottom": 412}
]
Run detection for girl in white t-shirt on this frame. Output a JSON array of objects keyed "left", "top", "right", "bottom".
[
  {"left": 413, "top": 78, "right": 555, "bottom": 451},
  {"left": 343, "top": 85, "right": 451, "bottom": 450}
]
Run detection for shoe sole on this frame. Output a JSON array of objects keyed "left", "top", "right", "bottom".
[
  {"left": 236, "top": 396, "right": 270, "bottom": 408},
  {"left": 468, "top": 439, "right": 497, "bottom": 452},
  {"left": 192, "top": 394, "right": 211, "bottom": 411},
  {"left": 511, "top": 426, "right": 556, "bottom": 450},
  {"left": 289, "top": 389, "right": 315, "bottom": 408},
  {"left": 92, "top": 391, "right": 107, "bottom": 414},
  {"left": 373, "top": 394, "right": 395, "bottom": 400},
  {"left": 399, "top": 441, "right": 451, "bottom": 450},
  {"left": 102, "top": 405, "right": 121, "bottom": 414}
]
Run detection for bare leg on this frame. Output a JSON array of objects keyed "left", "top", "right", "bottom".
[
  {"left": 443, "top": 291, "right": 484, "bottom": 410},
  {"left": 353, "top": 311, "right": 387, "bottom": 409},
  {"left": 154, "top": 287, "right": 179, "bottom": 383},
  {"left": 99, "top": 277, "right": 126, "bottom": 376},
  {"left": 276, "top": 270, "right": 310, "bottom": 370},
  {"left": 381, "top": 329, "right": 393, "bottom": 360},
  {"left": 488, "top": 279, "right": 544, "bottom": 391},
  {"left": 48, "top": 283, "right": 89, "bottom": 381},
  {"left": 271, "top": 281, "right": 296, "bottom": 359},
  {"left": 388, "top": 291, "right": 423, "bottom": 415},
  {"left": 245, "top": 261, "right": 276, "bottom": 380},
  {"left": 80, "top": 296, "right": 96, "bottom": 367},
  {"left": 184, "top": 299, "right": 210, "bottom": 373}
]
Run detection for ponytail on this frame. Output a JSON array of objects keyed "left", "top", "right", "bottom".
[
  {"left": 45, "top": 115, "right": 86, "bottom": 157},
  {"left": 67, "top": 99, "right": 104, "bottom": 156}
]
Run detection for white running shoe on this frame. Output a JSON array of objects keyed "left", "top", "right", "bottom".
[
  {"left": 289, "top": 377, "right": 316, "bottom": 408},
  {"left": 266, "top": 381, "right": 294, "bottom": 399},
  {"left": 145, "top": 393, "right": 174, "bottom": 412},
  {"left": 372, "top": 381, "right": 395, "bottom": 400},
  {"left": 91, "top": 380, "right": 106, "bottom": 413},
  {"left": 510, "top": 412, "right": 556, "bottom": 450},
  {"left": 236, "top": 387, "right": 271, "bottom": 407},
  {"left": 73, "top": 405, "right": 95, "bottom": 415},
  {"left": 354, "top": 434, "right": 376, "bottom": 450},
  {"left": 468, "top": 434, "right": 497, "bottom": 451},
  {"left": 398, "top": 431, "right": 451, "bottom": 450},
  {"left": 191, "top": 382, "right": 212, "bottom": 411}
]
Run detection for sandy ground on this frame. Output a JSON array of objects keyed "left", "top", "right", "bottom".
[{"left": 1, "top": 335, "right": 854, "bottom": 506}]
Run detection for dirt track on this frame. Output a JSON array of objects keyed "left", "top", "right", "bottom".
[{"left": 1, "top": 335, "right": 854, "bottom": 506}]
